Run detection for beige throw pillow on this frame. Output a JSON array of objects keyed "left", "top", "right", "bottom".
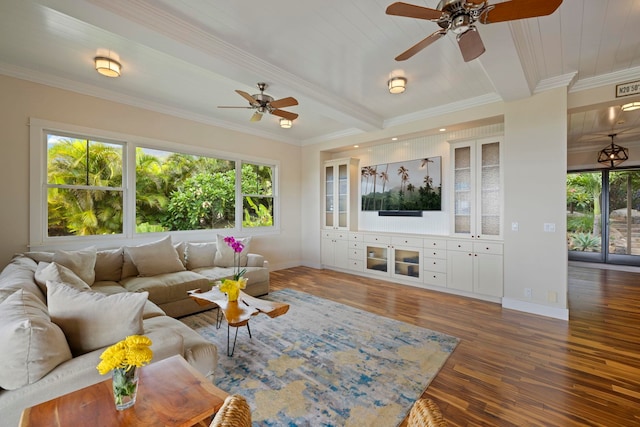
[
  {"left": 214, "top": 235, "right": 251, "bottom": 268},
  {"left": 185, "top": 242, "right": 217, "bottom": 270},
  {"left": 0, "top": 289, "right": 72, "bottom": 390},
  {"left": 34, "top": 262, "right": 91, "bottom": 295},
  {"left": 94, "top": 248, "right": 124, "bottom": 282},
  {"left": 53, "top": 247, "right": 97, "bottom": 285},
  {"left": 124, "top": 236, "right": 186, "bottom": 277},
  {"left": 47, "top": 281, "right": 147, "bottom": 355}
]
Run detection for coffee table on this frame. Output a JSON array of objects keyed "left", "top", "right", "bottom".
[
  {"left": 19, "top": 355, "right": 228, "bottom": 427},
  {"left": 189, "top": 288, "right": 289, "bottom": 356}
]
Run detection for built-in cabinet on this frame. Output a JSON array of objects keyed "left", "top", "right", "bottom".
[
  {"left": 363, "top": 235, "right": 423, "bottom": 282},
  {"left": 321, "top": 230, "right": 349, "bottom": 270},
  {"left": 323, "top": 158, "right": 359, "bottom": 230},
  {"left": 446, "top": 240, "right": 503, "bottom": 297},
  {"left": 450, "top": 137, "right": 502, "bottom": 240}
]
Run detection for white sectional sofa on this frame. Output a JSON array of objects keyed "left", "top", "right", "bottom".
[{"left": 0, "top": 235, "right": 269, "bottom": 426}]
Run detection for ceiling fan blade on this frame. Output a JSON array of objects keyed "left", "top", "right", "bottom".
[
  {"left": 480, "top": 0, "right": 563, "bottom": 24},
  {"left": 395, "top": 30, "right": 446, "bottom": 61},
  {"left": 271, "top": 109, "right": 299, "bottom": 121},
  {"left": 236, "top": 90, "right": 258, "bottom": 105},
  {"left": 386, "top": 2, "right": 443, "bottom": 20},
  {"left": 250, "top": 112, "right": 262, "bottom": 122},
  {"left": 270, "top": 97, "right": 299, "bottom": 109},
  {"left": 457, "top": 27, "right": 485, "bottom": 62}
]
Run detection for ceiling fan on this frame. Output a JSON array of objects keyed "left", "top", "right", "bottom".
[
  {"left": 218, "top": 82, "right": 299, "bottom": 123},
  {"left": 386, "top": 0, "right": 563, "bottom": 62}
]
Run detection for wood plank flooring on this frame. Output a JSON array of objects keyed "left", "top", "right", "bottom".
[{"left": 269, "top": 265, "right": 640, "bottom": 426}]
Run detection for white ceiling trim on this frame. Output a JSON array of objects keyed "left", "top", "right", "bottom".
[
  {"left": 301, "top": 128, "right": 365, "bottom": 147},
  {"left": 383, "top": 93, "right": 503, "bottom": 128},
  {"left": 570, "top": 66, "right": 640, "bottom": 93},
  {"left": 534, "top": 71, "right": 578, "bottom": 93},
  {"left": 0, "top": 62, "right": 299, "bottom": 146}
]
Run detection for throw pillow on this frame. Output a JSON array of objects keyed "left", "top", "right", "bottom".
[
  {"left": 53, "top": 247, "right": 97, "bottom": 286},
  {"left": 214, "top": 235, "right": 251, "bottom": 268},
  {"left": 0, "top": 289, "right": 72, "bottom": 390},
  {"left": 34, "top": 262, "right": 91, "bottom": 295},
  {"left": 124, "top": 236, "right": 186, "bottom": 277},
  {"left": 185, "top": 242, "right": 217, "bottom": 270},
  {"left": 47, "top": 281, "right": 147, "bottom": 355},
  {"left": 94, "top": 247, "right": 124, "bottom": 282}
]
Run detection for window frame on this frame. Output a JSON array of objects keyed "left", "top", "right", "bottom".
[{"left": 29, "top": 118, "right": 279, "bottom": 249}]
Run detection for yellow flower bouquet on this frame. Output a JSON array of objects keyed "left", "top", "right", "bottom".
[{"left": 97, "top": 335, "right": 153, "bottom": 410}]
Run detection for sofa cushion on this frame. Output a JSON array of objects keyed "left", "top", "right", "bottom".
[
  {"left": 52, "top": 247, "right": 97, "bottom": 286},
  {"left": 47, "top": 281, "right": 147, "bottom": 355},
  {"left": 214, "top": 235, "right": 251, "bottom": 267},
  {"left": 125, "top": 236, "right": 186, "bottom": 277},
  {"left": 34, "top": 262, "right": 90, "bottom": 295},
  {"left": 0, "top": 289, "right": 72, "bottom": 390},
  {"left": 0, "top": 255, "right": 45, "bottom": 304},
  {"left": 185, "top": 242, "right": 217, "bottom": 270},
  {"left": 119, "top": 271, "right": 210, "bottom": 305},
  {"left": 94, "top": 248, "right": 124, "bottom": 282}
]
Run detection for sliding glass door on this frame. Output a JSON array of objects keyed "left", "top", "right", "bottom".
[{"left": 567, "top": 168, "right": 640, "bottom": 265}]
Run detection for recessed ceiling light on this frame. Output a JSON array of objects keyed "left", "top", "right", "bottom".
[
  {"left": 391, "top": 137, "right": 398, "bottom": 141},
  {"left": 439, "top": 128, "right": 446, "bottom": 132},
  {"left": 353, "top": 145, "right": 359, "bottom": 148}
]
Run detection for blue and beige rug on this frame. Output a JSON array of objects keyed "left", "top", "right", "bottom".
[{"left": 181, "top": 288, "right": 459, "bottom": 426}]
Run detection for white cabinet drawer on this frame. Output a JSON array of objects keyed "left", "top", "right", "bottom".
[
  {"left": 473, "top": 242, "right": 503, "bottom": 254},
  {"left": 391, "top": 236, "right": 423, "bottom": 247},
  {"left": 447, "top": 240, "right": 473, "bottom": 252},
  {"left": 349, "top": 232, "right": 362, "bottom": 242},
  {"left": 424, "top": 271, "right": 447, "bottom": 286},
  {"left": 364, "top": 234, "right": 392, "bottom": 244},
  {"left": 423, "top": 258, "right": 447, "bottom": 273},
  {"left": 349, "top": 259, "right": 364, "bottom": 271},
  {"left": 322, "top": 230, "right": 348, "bottom": 240},
  {"left": 423, "top": 239, "right": 447, "bottom": 250},
  {"left": 349, "top": 248, "right": 364, "bottom": 260},
  {"left": 349, "top": 240, "right": 364, "bottom": 249},
  {"left": 423, "top": 248, "right": 446, "bottom": 259}
]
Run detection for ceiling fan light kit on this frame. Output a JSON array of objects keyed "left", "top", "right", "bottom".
[
  {"left": 94, "top": 56, "right": 121, "bottom": 78},
  {"left": 386, "top": 0, "right": 563, "bottom": 62},
  {"left": 388, "top": 77, "right": 407, "bottom": 94},
  {"left": 621, "top": 102, "right": 640, "bottom": 112},
  {"left": 597, "top": 134, "right": 629, "bottom": 168},
  {"left": 279, "top": 118, "right": 292, "bottom": 128},
  {"left": 218, "top": 82, "right": 299, "bottom": 127}
]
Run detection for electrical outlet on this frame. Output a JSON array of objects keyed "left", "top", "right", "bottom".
[
  {"left": 524, "top": 288, "right": 532, "bottom": 298},
  {"left": 511, "top": 222, "right": 519, "bottom": 231}
]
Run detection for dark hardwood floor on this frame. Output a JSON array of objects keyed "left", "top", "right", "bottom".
[{"left": 269, "top": 265, "right": 640, "bottom": 426}]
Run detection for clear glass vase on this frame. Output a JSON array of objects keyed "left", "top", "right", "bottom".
[{"left": 112, "top": 367, "right": 139, "bottom": 410}]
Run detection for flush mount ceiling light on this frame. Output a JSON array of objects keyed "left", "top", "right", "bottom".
[
  {"left": 94, "top": 56, "right": 121, "bottom": 77},
  {"left": 388, "top": 77, "right": 407, "bottom": 94},
  {"left": 279, "top": 118, "right": 292, "bottom": 129},
  {"left": 621, "top": 101, "right": 640, "bottom": 112},
  {"left": 597, "top": 134, "right": 629, "bottom": 168}
]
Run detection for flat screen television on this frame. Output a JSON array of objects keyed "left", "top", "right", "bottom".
[{"left": 361, "top": 156, "right": 441, "bottom": 215}]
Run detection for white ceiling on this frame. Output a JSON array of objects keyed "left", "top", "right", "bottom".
[{"left": 1, "top": 0, "right": 640, "bottom": 152}]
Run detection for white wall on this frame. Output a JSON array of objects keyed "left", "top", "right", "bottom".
[
  {"left": 0, "top": 75, "right": 302, "bottom": 269},
  {"left": 502, "top": 88, "right": 569, "bottom": 319}
]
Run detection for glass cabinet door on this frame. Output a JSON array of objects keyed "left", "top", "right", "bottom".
[
  {"left": 454, "top": 146, "right": 472, "bottom": 235},
  {"left": 365, "top": 245, "right": 388, "bottom": 273},
  {"left": 338, "top": 163, "right": 348, "bottom": 228},
  {"left": 480, "top": 142, "right": 500, "bottom": 237},
  {"left": 324, "top": 165, "right": 334, "bottom": 228},
  {"left": 393, "top": 248, "right": 420, "bottom": 279}
]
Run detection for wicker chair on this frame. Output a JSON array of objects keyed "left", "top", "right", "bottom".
[
  {"left": 407, "top": 398, "right": 448, "bottom": 427},
  {"left": 209, "top": 394, "right": 252, "bottom": 427}
]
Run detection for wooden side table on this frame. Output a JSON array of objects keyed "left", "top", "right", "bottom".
[{"left": 19, "top": 355, "right": 228, "bottom": 427}]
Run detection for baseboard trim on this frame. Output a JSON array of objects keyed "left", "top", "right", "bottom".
[{"left": 502, "top": 297, "right": 569, "bottom": 321}]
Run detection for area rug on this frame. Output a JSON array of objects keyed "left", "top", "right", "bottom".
[{"left": 180, "top": 288, "right": 459, "bottom": 426}]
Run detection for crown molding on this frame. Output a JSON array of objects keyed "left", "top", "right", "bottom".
[
  {"left": 570, "top": 66, "right": 640, "bottom": 93},
  {"left": 534, "top": 71, "right": 579, "bottom": 93}
]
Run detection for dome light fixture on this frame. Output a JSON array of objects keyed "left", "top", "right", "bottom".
[
  {"left": 621, "top": 101, "right": 640, "bottom": 112},
  {"left": 279, "top": 118, "right": 292, "bottom": 129},
  {"left": 388, "top": 77, "right": 407, "bottom": 94},
  {"left": 94, "top": 56, "right": 121, "bottom": 78},
  {"left": 597, "top": 134, "right": 629, "bottom": 168}
]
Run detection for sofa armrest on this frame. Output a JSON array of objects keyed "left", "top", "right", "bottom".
[{"left": 246, "top": 253, "right": 266, "bottom": 268}]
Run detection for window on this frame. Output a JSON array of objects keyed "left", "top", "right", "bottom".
[
  {"left": 135, "top": 147, "right": 236, "bottom": 232},
  {"left": 30, "top": 119, "right": 278, "bottom": 247},
  {"left": 241, "top": 162, "right": 274, "bottom": 227},
  {"left": 46, "top": 132, "right": 124, "bottom": 237}
]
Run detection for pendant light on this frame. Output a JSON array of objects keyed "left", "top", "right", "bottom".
[{"left": 597, "top": 134, "right": 629, "bottom": 168}]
